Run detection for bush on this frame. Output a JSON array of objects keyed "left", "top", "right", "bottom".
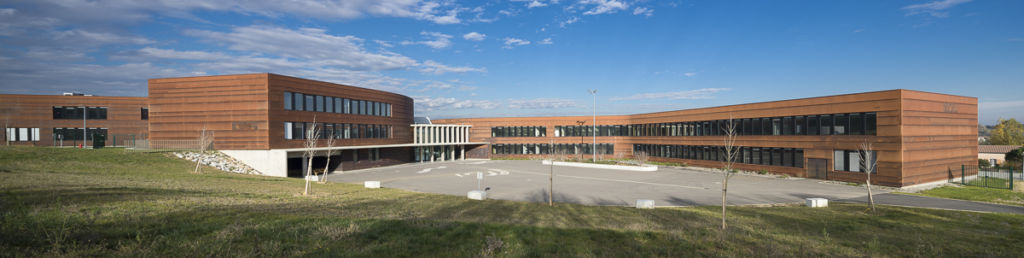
[{"left": 979, "top": 159, "right": 991, "bottom": 168}]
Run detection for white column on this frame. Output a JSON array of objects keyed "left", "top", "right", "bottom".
[{"left": 461, "top": 145, "right": 465, "bottom": 160}]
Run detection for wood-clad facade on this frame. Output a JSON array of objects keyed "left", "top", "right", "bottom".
[
  {"left": 0, "top": 94, "right": 148, "bottom": 147},
  {"left": 435, "top": 90, "right": 977, "bottom": 187}
]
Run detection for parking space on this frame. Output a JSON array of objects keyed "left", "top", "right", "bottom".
[{"left": 326, "top": 159, "right": 881, "bottom": 207}]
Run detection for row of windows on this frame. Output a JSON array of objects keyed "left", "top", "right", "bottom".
[
  {"left": 552, "top": 112, "right": 877, "bottom": 137},
  {"left": 491, "top": 126, "right": 547, "bottom": 137},
  {"left": 52, "top": 128, "right": 108, "bottom": 141},
  {"left": 5, "top": 128, "right": 40, "bottom": 142},
  {"left": 283, "top": 92, "right": 392, "bottom": 117},
  {"left": 283, "top": 122, "right": 392, "bottom": 140},
  {"left": 492, "top": 143, "right": 614, "bottom": 155},
  {"left": 52, "top": 106, "right": 108, "bottom": 120},
  {"left": 633, "top": 144, "right": 805, "bottom": 168},
  {"left": 834, "top": 150, "right": 878, "bottom": 173}
]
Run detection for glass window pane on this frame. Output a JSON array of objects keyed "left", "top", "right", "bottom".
[
  {"left": 772, "top": 118, "right": 781, "bottom": 135},
  {"left": 807, "top": 115, "right": 818, "bottom": 135},
  {"left": 820, "top": 115, "right": 832, "bottom": 135},
  {"left": 284, "top": 92, "right": 292, "bottom": 110},
  {"left": 834, "top": 150, "right": 845, "bottom": 171},
  {"left": 305, "top": 95, "right": 314, "bottom": 111},
  {"left": 850, "top": 113, "right": 863, "bottom": 135},
  {"left": 794, "top": 150, "right": 804, "bottom": 168},
  {"left": 865, "top": 113, "right": 877, "bottom": 135},
  {"left": 833, "top": 114, "right": 847, "bottom": 135},
  {"left": 795, "top": 116, "right": 805, "bottom": 135},
  {"left": 848, "top": 151, "right": 861, "bottom": 172},
  {"left": 783, "top": 116, "right": 793, "bottom": 135}
]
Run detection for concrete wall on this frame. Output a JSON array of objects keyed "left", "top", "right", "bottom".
[{"left": 220, "top": 149, "right": 289, "bottom": 177}]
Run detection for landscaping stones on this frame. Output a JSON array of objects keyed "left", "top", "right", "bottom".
[{"left": 174, "top": 151, "right": 260, "bottom": 175}]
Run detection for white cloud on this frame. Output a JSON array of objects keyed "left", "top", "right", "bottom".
[
  {"left": 503, "top": 37, "right": 531, "bottom": 48},
  {"left": 560, "top": 17, "right": 579, "bottom": 28},
  {"left": 580, "top": 0, "right": 628, "bottom": 15},
  {"left": 418, "top": 60, "right": 487, "bottom": 74},
  {"left": 538, "top": 38, "right": 553, "bottom": 45},
  {"left": 186, "top": 26, "right": 418, "bottom": 71},
  {"left": 508, "top": 98, "right": 578, "bottom": 109},
  {"left": 612, "top": 88, "right": 729, "bottom": 101},
  {"left": 463, "top": 32, "right": 486, "bottom": 41},
  {"left": 135, "top": 47, "right": 231, "bottom": 60},
  {"left": 414, "top": 96, "right": 499, "bottom": 111},
  {"left": 527, "top": 1, "right": 548, "bottom": 8},
  {"left": 632, "top": 7, "right": 653, "bottom": 17},
  {"left": 903, "top": 0, "right": 973, "bottom": 18},
  {"left": 400, "top": 31, "right": 453, "bottom": 49},
  {"left": 374, "top": 40, "right": 394, "bottom": 48},
  {"left": 683, "top": 72, "right": 698, "bottom": 77}
]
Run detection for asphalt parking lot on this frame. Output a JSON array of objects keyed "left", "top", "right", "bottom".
[{"left": 326, "top": 159, "right": 882, "bottom": 207}]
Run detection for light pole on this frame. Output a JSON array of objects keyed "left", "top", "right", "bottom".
[
  {"left": 81, "top": 105, "right": 87, "bottom": 148},
  {"left": 588, "top": 89, "right": 597, "bottom": 162}
]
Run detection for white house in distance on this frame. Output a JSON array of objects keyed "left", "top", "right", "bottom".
[{"left": 978, "top": 145, "right": 1021, "bottom": 167}]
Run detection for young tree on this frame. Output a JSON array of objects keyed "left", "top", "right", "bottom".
[
  {"left": 990, "top": 118, "right": 1024, "bottom": 145},
  {"left": 718, "top": 117, "right": 739, "bottom": 230},
  {"left": 320, "top": 128, "right": 337, "bottom": 183},
  {"left": 860, "top": 141, "right": 877, "bottom": 213},
  {"left": 635, "top": 151, "right": 649, "bottom": 165},
  {"left": 547, "top": 140, "right": 555, "bottom": 206},
  {"left": 303, "top": 118, "right": 321, "bottom": 196},
  {"left": 193, "top": 126, "right": 215, "bottom": 174}
]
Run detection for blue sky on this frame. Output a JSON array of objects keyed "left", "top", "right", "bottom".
[{"left": 0, "top": 0, "right": 1020, "bottom": 124}]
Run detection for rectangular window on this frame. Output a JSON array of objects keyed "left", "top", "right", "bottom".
[
  {"left": 865, "top": 112, "right": 877, "bottom": 135},
  {"left": 771, "top": 148, "right": 782, "bottom": 166},
  {"left": 141, "top": 108, "right": 149, "bottom": 120},
  {"left": 794, "top": 116, "right": 804, "bottom": 135},
  {"left": 294, "top": 93, "right": 304, "bottom": 111},
  {"left": 293, "top": 122, "right": 305, "bottom": 140},
  {"left": 820, "top": 115, "right": 832, "bottom": 135},
  {"left": 848, "top": 151, "right": 861, "bottom": 172},
  {"left": 334, "top": 98, "right": 342, "bottom": 113},
  {"left": 284, "top": 92, "right": 293, "bottom": 110},
  {"left": 761, "top": 148, "right": 771, "bottom": 165},
  {"left": 284, "top": 122, "right": 293, "bottom": 139},
  {"left": 833, "top": 150, "right": 845, "bottom": 171},
  {"left": 316, "top": 96, "right": 325, "bottom": 112},
  {"left": 850, "top": 113, "right": 863, "bottom": 135},
  {"left": 783, "top": 116, "right": 793, "bottom": 135},
  {"left": 794, "top": 150, "right": 803, "bottom": 168},
  {"left": 326, "top": 97, "right": 334, "bottom": 113},
  {"left": 304, "top": 94, "right": 314, "bottom": 111},
  {"left": 833, "top": 114, "right": 847, "bottom": 135},
  {"left": 343, "top": 99, "right": 351, "bottom": 114},
  {"left": 752, "top": 119, "right": 762, "bottom": 135},
  {"left": 771, "top": 118, "right": 781, "bottom": 135},
  {"left": 361, "top": 101, "right": 368, "bottom": 115},
  {"left": 782, "top": 149, "right": 793, "bottom": 167},
  {"left": 807, "top": 115, "right": 819, "bottom": 135}
]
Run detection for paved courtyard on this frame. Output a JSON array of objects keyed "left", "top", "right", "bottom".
[{"left": 327, "top": 159, "right": 882, "bottom": 207}]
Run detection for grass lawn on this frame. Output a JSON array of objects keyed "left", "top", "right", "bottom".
[
  {"left": 2, "top": 146, "right": 1023, "bottom": 257},
  {"left": 901, "top": 184, "right": 1024, "bottom": 207}
]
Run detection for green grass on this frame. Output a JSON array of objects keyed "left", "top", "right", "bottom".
[
  {"left": 901, "top": 185, "right": 1024, "bottom": 207},
  {"left": 2, "top": 146, "right": 1024, "bottom": 257}
]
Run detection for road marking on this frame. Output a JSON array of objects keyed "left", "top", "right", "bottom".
[{"left": 416, "top": 166, "right": 447, "bottom": 174}]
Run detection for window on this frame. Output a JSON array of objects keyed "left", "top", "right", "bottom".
[
  {"left": 304, "top": 94, "right": 314, "bottom": 111},
  {"left": 294, "top": 93, "right": 304, "bottom": 111},
  {"left": 284, "top": 122, "right": 293, "bottom": 139},
  {"left": 833, "top": 114, "right": 847, "bottom": 135},
  {"left": 794, "top": 150, "right": 804, "bottom": 168},
  {"left": 292, "top": 122, "right": 305, "bottom": 139},
  {"left": 6, "top": 128, "right": 40, "bottom": 142},
  {"left": 141, "top": 108, "right": 149, "bottom": 120},
  {"left": 343, "top": 99, "right": 351, "bottom": 114},
  {"left": 865, "top": 112, "right": 877, "bottom": 135},
  {"left": 807, "top": 115, "right": 819, "bottom": 135},
  {"left": 794, "top": 116, "right": 804, "bottom": 135},
  {"left": 771, "top": 118, "right": 781, "bottom": 135},
  {"left": 849, "top": 113, "right": 863, "bottom": 135},
  {"left": 833, "top": 150, "right": 845, "bottom": 171},
  {"left": 833, "top": 150, "right": 877, "bottom": 172},
  {"left": 819, "top": 115, "right": 832, "bottom": 135},
  {"left": 53, "top": 106, "right": 107, "bottom": 120},
  {"left": 783, "top": 116, "right": 793, "bottom": 135},
  {"left": 284, "top": 92, "right": 293, "bottom": 110},
  {"left": 334, "top": 98, "right": 342, "bottom": 113},
  {"left": 316, "top": 96, "right": 325, "bottom": 112},
  {"left": 326, "top": 97, "right": 334, "bottom": 113}
]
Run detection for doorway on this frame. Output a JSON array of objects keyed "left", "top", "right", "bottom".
[{"left": 807, "top": 158, "right": 828, "bottom": 179}]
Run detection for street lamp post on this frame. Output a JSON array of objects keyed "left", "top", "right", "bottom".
[
  {"left": 82, "top": 105, "right": 87, "bottom": 148},
  {"left": 588, "top": 89, "right": 597, "bottom": 163}
]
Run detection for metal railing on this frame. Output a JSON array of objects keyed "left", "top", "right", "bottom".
[
  {"left": 951, "top": 165, "right": 1018, "bottom": 190},
  {"left": 126, "top": 139, "right": 211, "bottom": 152}
]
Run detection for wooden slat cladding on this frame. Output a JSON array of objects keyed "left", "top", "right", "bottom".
[
  {"left": 898, "top": 90, "right": 978, "bottom": 186},
  {"left": 436, "top": 89, "right": 978, "bottom": 187},
  {"left": 0, "top": 94, "right": 148, "bottom": 146},
  {"left": 265, "top": 74, "right": 415, "bottom": 149},
  {"left": 148, "top": 74, "right": 271, "bottom": 150}
]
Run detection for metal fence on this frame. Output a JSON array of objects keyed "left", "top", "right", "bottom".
[
  {"left": 951, "top": 165, "right": 1018, "bottom": 190},
  {"left": 126, "top": 139, "right": 211, "bottom": 152}
]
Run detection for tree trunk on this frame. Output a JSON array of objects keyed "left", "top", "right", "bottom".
[
  {"left": 866, "top": 176, "right": 875, "bottom": 213},
  {"left": 321, "top": 154, "right": 331, "bottom": 183},
  {"left": 721, "top": 178, "right": 728, "bottom": 230},
  {"left": 304, "top": 155, "right": 313, "bottom": 196},
  {"left": 549, "top": 162, "right": 554, "bottom": 206}
]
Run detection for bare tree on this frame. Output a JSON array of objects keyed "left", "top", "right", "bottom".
[
  {"left": 635, "top": 151, "right": 649, "bottom": 165},
  {"left": 320, "top": 128, "right": 337, "bottom": 183},
  {"left": 719, "top": 117, "right": 739, "bottom": 230},
  {"left": 193, "top": 125, "right": 215, "bottom": 174},
  {"left": 303, "top": 118, "right": 320, "bottom": 196},
  {"left": 860, "top": 141, "right": 877, "bottom": 213},
  {"left": 548, "top": 140, "right": 555, "bottom": 206}
]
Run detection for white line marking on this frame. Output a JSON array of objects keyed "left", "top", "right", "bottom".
[
  {"left": 513, "top": 170, "right": 707, "bottom": 190},
  {"left": 455, "top": 174, "right": 463, "bottom": 177}
]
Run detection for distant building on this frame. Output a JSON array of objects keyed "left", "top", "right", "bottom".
[{"left": 979, "top": 145, "right": 1022, "bottom": 167}]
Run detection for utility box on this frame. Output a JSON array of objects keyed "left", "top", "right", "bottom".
[
  {"left": 364, "top": 181, "right": 381, "bottom": 189},
  {"left": 805, "top": 198, "right": 828, "bottom": 208},
  {"left": 92, "top": 133, "right": 105, "bottom": 149},
  {"left": 467, "top": 190, "right": 487, "bottom": 200},
  {"left": 635, "top": 199, "right": 655, "bottom": 209}
]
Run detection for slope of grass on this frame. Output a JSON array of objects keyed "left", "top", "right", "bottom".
[
  {"left": 1, "top": 146, "right": 1023, "bottom": 257},
  {"left": 902, "top": 185, "right": 1024, "bottom": 207}
]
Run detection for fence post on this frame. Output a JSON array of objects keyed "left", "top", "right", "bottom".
[
  {"left": 1011, "top": 168, "right": 1014, "bottom": 191},
  {"left": 961, "top": 164, "right": 965, "bottom": 185}
]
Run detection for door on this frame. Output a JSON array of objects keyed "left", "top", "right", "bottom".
[{"left": 807, "top": 158, "right": 827, "bottom": 179}]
